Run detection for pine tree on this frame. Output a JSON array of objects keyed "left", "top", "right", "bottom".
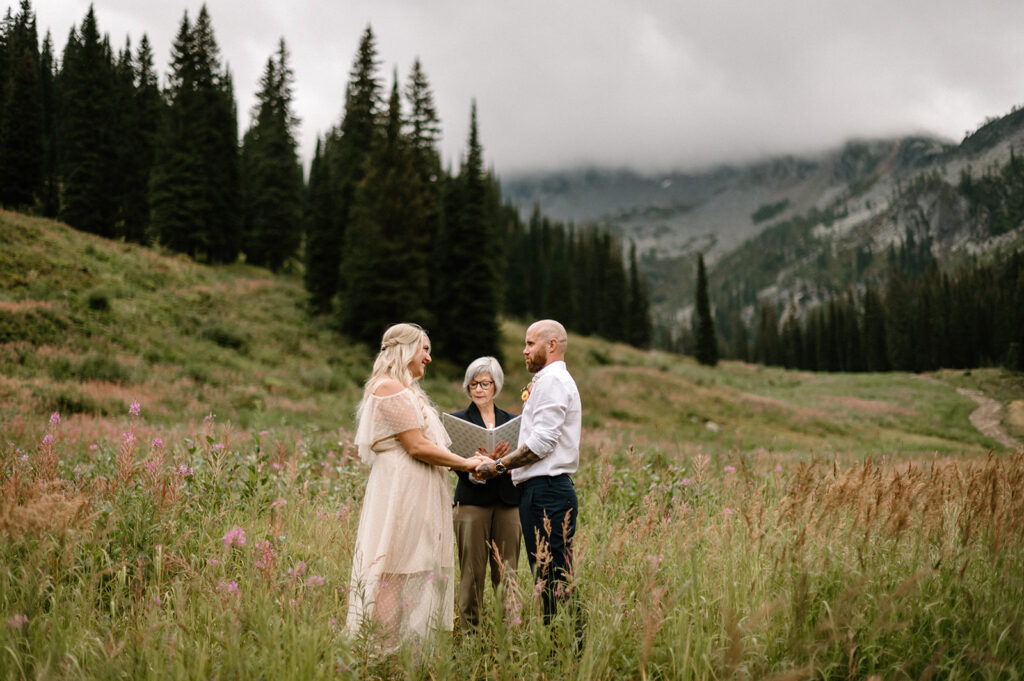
[
  {"left": 753, "top": 302, "right": 781, "bottom": 366},
  {"left": 729, "top": 310, "right": 749, "bottom": 362},
  {"left": 433, "top": 100, "right": 502, "bottom": 366},
  {"left": 38, "top": 29, "right": 58, "bottom": 217},
  {"left": 404, "top": 58, "right": 446, "bottom": 318},
  {"left": 151, "top": 6, "right": 240, "bottom": 262},
  {"left": 341, "top": 72, "right": 431, "bottom": 344},
  {"left": 240, "top": 38, "right": 303, "bottom": 271},
  {"left": 119, "top": 35, "right": 161, "bottom": 243},
  {"left": 862, "top": 285, "right": 889, "bottom": 371},
  {"left": 695, "top": 253, "right": 718, "bottom": 366},
  {"left": 0, "top": 0, "right": 43, "bottom": 208},
  {"left": 626, "top": 240, "right": 653, "bottom": 348},
  {"left": 306, "top": 25, "right": 381, "bottom": 314},
  {"left": 304, "top": 135, "right": 337, "bottom": 311},
  {"left": 58, "top": 7, "right": 118, "bottom": 236}
]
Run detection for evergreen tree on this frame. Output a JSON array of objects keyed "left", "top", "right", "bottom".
[
  {"left": 0, "top": 0, "right": 43, "bottom": 208},
  {"left": 240, "top": 38, "right": 303, "bottom": 271},
  {"left": 340, "top": 72, "right": 431, "bottom": 344},
  {"left": 306, "top": 25, "right": 382, "bottom": 314},
  {"left": 58, "top": 7, "right": 118, "bottom": 236},
  {"left": 110, "top": 39, "right": 134, "bottom": 235},
  {"left": 753, "top": 302, "right": 781, "bottom": 366},
  {"left": 626, "top": 240, "right": 652, "bottom": 348},
  {"left": 729, "top": 310, "right": 749, "bottom": 362},
  {"left": 862, "top": 285, "right": 889, "bottom": 371},
  {"left": 151, "top": 6, "right": 240, "bottom": 262},
  {"left": 884, "top": 268, "right": 915, "bottom": 371},
  {"left": 305, "top": 135, "right": 337, "bottom": 310},
  {"left": 38, "top": 29, "right": 58, "bottom": 217},
  {"left": 433, "top": 100, "right": 502, "bottom": 366},
  {"left": 694, "top": 253, "right": 718, "bottom": 366},
  {"left": 403, "top": 57, "right": 444, "bottom": 320},
  {"left": 119, "top": 34, "right": 160, "bottom": 243}
]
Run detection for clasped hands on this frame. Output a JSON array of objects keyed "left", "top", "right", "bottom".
[{"left": 464, "top": 441, "right": 511, "bottom": 481}]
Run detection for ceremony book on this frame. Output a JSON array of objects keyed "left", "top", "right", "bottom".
[{"left": 442, "top": 414, "right": 521, "bottom": 458}]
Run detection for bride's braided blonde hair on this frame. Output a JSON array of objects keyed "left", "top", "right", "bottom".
[{"left": 364, "top": 322, "right": 427, "bottom": 395}]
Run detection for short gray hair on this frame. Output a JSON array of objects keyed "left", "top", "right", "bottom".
[{"left": 462, "top": 356, "right": 504, "bottom": 397}]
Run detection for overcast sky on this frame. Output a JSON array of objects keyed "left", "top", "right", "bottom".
[{"left": 28, "top": 0, "right": 1024, "bottom": 177}]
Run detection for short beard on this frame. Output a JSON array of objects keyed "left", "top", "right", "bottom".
[{"left": 526, "top": 350, "right": 547, "bottom": 373}]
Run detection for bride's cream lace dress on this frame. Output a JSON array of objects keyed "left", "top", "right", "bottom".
[{"left": 345, "top": 385, "right": 455, "bottom": 643}]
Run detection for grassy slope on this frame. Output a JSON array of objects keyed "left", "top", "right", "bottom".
[{"left": 1, "top": 209, "right": 1018, "bottom": 459}]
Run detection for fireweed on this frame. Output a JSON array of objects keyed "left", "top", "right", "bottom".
[{"left": 1, "top": 409, "right": 1022, "bottom": 680}]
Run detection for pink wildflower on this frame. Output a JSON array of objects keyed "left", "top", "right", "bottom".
[
  {"left": 306, "top": 575, "right": 324, "bottom": 588},
  {"left": 680, "top": 478, "right": 691, "bottom": 486},
  {"left": 222, "top": 527, "right": 246, "bottom": 548},
  {"left": 775, "top": 464, "right": 783, "bottom": 472},
  {"left": 177, "top": 465, "right": 194, "bottom": 478},
  {"left": 152, "top": 438, "right": 164, "bottom": 449},
  {"left": 724, "top": 465, "right": 736, "bottom": 473},
  {"left": 88, "top": 443, "right": 98, "bottom": 451},
  {"left": 723, "top": 507, "right": 734, "bottom": 515},
  {"left": 41, "top": 433, "right": 53, "bottom": 446},
  {"left": 7, "top": 614, "right": 28, "bottom": 628},
  {"left": 129, "top": 401, "right": 141, "bottom": 417},
  {"left": 288, "top": 562, "right": 307, "bottom": 578},
  {"left": 218, "top": 581, "right": 239, "bottom": 595},
  {"left": 49, "top": 412, "right": 61, "bottom": 425}
]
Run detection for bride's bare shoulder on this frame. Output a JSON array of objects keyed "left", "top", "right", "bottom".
[{"left": 369, "top": 378, "right": 405, "bottom": 398}]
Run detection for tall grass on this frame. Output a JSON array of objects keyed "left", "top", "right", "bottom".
[{"left": 3, "top": 407, "right": 1022, "bottom": 680}]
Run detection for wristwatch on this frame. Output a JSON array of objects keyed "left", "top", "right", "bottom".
[{"left": 494, "top": 459, "right": 507, "bottom": 475}]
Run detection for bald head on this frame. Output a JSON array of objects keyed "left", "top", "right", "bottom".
[
  {"left": 529, "top": 319, "right": 567, "bottom": 353},
  {"left": 524, "top": 319, "right": 568, "bottom": 372}
]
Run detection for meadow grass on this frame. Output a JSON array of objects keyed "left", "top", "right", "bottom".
[
  {"left": 3, "top": 210, "right": 1024, "bottom": 678},
  {"left": 3, "top": 409, "right": 1023, "bottom": 679}
]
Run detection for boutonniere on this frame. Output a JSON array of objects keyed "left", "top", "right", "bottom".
[{"left": 521, "top": 379, "right": 535, "bottom": 403}]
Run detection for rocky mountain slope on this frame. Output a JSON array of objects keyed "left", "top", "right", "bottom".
[{"left": 503, "top": 107, "right": 1024, "bottom": 330}]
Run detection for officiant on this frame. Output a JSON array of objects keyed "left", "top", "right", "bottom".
[{"left": 449, "top": 356, "right": 521, "bottom": 630}]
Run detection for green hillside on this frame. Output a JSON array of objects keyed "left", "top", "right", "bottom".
[
  {"left": 1, "top": 209, "right": 1017, "bottom": 458},
  {"left": 3, "top": 210, "right": 1024, "bottom": 680}
]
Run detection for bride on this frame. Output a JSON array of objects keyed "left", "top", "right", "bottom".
[{"left": 345, "top": 323, "right": 489, "bottom": 646}]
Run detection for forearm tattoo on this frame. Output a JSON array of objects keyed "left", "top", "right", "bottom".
[
  {"left": 502, "top": 444, "right": 540, "bottom": 470},
  {"left": 477, "top": 444, "right": 541, "bottom": 480}
]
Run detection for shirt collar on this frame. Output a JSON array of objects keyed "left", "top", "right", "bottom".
[{"left": 534, "top": 360, "right": 566, "bottom": 379}]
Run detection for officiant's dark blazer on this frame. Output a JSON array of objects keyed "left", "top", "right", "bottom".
[{"left": 451, "top": 402, "right": 521, "bottom": 507}]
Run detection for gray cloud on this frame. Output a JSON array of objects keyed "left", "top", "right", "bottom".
[{"left": 32, "top": 0, "right": 1024, "bottom": 176}]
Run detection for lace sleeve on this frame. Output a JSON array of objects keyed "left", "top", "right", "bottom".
[
  {"left": 353, "top": 389, "right": 424, "bottom": 463},
  {"left": 375, "top": 390, "right": 424, "bottom": 436}
]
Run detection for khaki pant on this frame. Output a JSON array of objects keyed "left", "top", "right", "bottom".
[{"left": 453, "top": 503, "right": 521, "bottom": 628}]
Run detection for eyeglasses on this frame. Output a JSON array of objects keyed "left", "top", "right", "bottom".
[{"left": 469, "top": 381, "right": 494, "bottom": 390}]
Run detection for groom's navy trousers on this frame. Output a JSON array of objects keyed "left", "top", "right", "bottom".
[{"left": 518, "top": 473, "right": 577, "bottom": 622}]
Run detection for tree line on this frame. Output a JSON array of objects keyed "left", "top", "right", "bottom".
[
  {"left": 692, "top": 243, "right": 1024, "bottom": 373},
  {"left": 0, "top": 1, "right": 651, "bottom": 368}
]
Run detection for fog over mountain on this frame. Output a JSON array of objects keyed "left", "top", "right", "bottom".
[{"left": 31, "top": 0, "right": 1024, "bottom": 175}]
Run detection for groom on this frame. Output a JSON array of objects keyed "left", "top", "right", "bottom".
[{"left": 474, "top": 319, "right": 581, "bottom": 624}]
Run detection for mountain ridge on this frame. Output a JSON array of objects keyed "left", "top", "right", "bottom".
[{"left": 502, "top": 107, "right": 1024, "bottom": 332}]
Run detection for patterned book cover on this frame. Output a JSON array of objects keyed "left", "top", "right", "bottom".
[{"left": 442, "top": 414, "right": 521, "bottom": 458}]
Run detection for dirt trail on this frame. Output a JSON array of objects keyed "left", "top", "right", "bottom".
[{"left": 955, "top": 387, "right": 1023, "bottom": 451}]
